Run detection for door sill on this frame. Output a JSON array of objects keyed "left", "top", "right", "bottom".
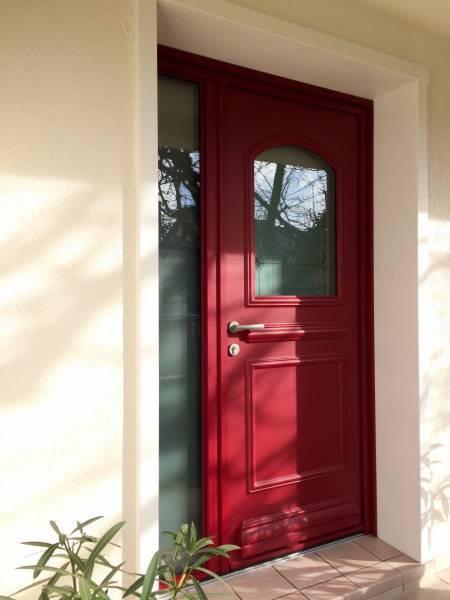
[{"left": 225, "top": 533, "right": 364, "bottom": 577}]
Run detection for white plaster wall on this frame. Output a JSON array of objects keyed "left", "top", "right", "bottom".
[
  {"left": 0, "top": 0, "right": 136, "bottom": 592},
  {"left": 229, "top": 0, "right": 450, "bottom": 560},
  {"left": 373, "top": 82, "right": 424, "bottom": 560},
  {"left": 0, "top": 0, "right": 449, "bottom": 592}
]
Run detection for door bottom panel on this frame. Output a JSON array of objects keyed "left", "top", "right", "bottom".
[{"left": 238, "top": 498, "right": 361, "bottom": 560}]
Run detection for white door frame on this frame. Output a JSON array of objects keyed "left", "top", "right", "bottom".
[{"left": 125, "top": 0, "right": 430, "bottom": 573}]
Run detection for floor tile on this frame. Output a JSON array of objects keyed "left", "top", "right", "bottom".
[
  {"left": 404, "top": 575, "right": 445, "bottom": 595},
  {"left": 198, "top": 577, "right": 239, "bottom": 598},
  {"left": 436, "top": 567, "right": 450, "bottom": 585},
  {"left": 354, "top": 536, "right": 402, "bottom": 561},
  {"left": 301, "top": 576, "right": 362, "bottom": 599},
  {"left": 317, "top": 541, "right": 380, "bottom": 574},
  {"left": 369, "top": 587, "right": 403, "bottom": 600},
  {"left": 345, "top": 561, "right": 403, "bottom": 598},
  {"left": 402, "top": 576, "right": 450, "bottom": 598},
  {"left": 274, "top": 552, "right": 341, "bottom": 590},
  {"left": 387, "top": 554, "right": 425, "bottom": 585},
  {"left": 227, "top": 565, "right": 297, "bottom": 600},
  {"left": 433, "top": 554, "right": 450, "bottom": 575}
]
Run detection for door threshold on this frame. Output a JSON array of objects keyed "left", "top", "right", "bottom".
[{"left": 218, "top": 534, "right": 364, "bottom": 581}]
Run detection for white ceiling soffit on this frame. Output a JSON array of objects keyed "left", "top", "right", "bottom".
[
  {"left": 157, "top": 0, "right": 429, "bottom": 100},
  {"left": 350, "top": 0, "right": 450, "bottom": 41}
]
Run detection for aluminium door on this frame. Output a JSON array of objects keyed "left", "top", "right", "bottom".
[
  {"left": 159, "top": 46, "right": 375, "bottom": 572},
  {"left": 217, "top": 80, "right": 374, "bottom": 570}
]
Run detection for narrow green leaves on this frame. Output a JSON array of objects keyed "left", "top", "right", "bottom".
[
  {"left": 191, "top": 538, "right": 214, "bottom": 554},
  {"left": 141, "top": 552, "right": 159, "bottom": 600},
  {"left": 70, "top": 516, "right": 104, "bottom": 535},
  {"left": 10, "top": 516, "right": 240, "bottom": 599},
  {"left": 123, "top": 574, "right": 145, "bottom": 597},
  {"left": 216, "top": 545, "right": 240, "bottom": 554},
  {"left": 78, "top": 577, "right": 92, "bottom": 600},
  {"left": 33, "top": 544, "right": 58, "bottom": 579},
  {"left": 84, "top": 521, "right": 125, "bottom": 578},
  {"left": 194, "top": 567, "right": 228, "bottom": 585},
  {"left": 21, "top": 541, "right": 53, "bottom": 548},
  {"left": 191, "top": 578, "right": 207, "bottom": 600},
  {"left": 100, "top": 561, "right": 125, "bottom": 586}
]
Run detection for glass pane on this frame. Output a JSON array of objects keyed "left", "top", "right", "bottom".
[
  {"left": 254, "top": 146, "right": 336, "bottom": 296},
  {"left": 158, "top": 76, "right": 201, "bottom": 548}
]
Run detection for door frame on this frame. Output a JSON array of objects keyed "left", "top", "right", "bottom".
[{"left": 158, "top": 44, "right": 377, "bottom": 565}]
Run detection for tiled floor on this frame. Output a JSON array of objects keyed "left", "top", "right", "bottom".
[{"left": 199, "top": 536, "right": 450, "bottom": 599}]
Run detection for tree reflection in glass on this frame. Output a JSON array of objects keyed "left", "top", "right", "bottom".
[
  {"left": 158, "top": 75, "right": 201, "bottom": 550},
  {"left": 159, "top": 147, "right": 200, "bottom": 247},
  {"left": 254, "top": 146, "right": 336, "bottom": 296}
]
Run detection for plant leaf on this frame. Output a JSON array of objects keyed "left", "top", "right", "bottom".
[
  {"left": 84, "top": 521, "right": 125, "bottom": 578},
  {"left": 70, "top": 516, "right": 104, "bottom": 535},
  {"left": 13, "top": 561, "right": 68, "bottom": 594},
  {"left": 44, "top": 561, "right": 70, "bottom": 591},
  {"left": 64, "top": 544, "right": 85, "bottom": 571},
  {"left": 195, "top": 567, "right": 227, "bottom": 585},
  {"left": 100, "top": 561, "right": 125, "bottom": 586},
  {"left": 141, "top": 552, "right": 159, "bottom": 600},
  {"left": 33, "top": 544, "right": 58, "bottom": 578},
  {"left": 70, "top": 535, "right": 121, "bottom": 549},
  {"left": 49, "top": 521, "right": 62, "bottom": 536},
  {"left": 79, "top": 577, "right": 92, "bottom": 600},
  {"left": 195, "top": 548, "right": 228, "bottom": 558},
  {"left": 19, "top": 565, "right": 82, "bottom": 578},
  {"left": 190, "top": 555, "right": 211, "bottom": 569},
  {"left": 190, "top": 522, "right": 197, "bottom": 547},
  {"left": 216, "top": 544, "right": 240, "bottom": 553},
  {"left": 161, "top": 530, "right": 177, "bottom": 538},
  {"left": 123, "top": 575, "right": 144, "bottom": 597},
  {"left": 92, "top": 552, "right": 115, "bottom": 568},
  {"left": 191, "top": 538, "right": 214, "bottom": 553},
  {"left": 43, "top": 585, "right": 73, "bottom": 597},
  {"left": 175, "top": 524, "right": 189, "bottom": 546},
  {"left": 12, "top": 576, "right": 53, "bottom": 595},
  {"left": 191, "top": 577, "right": 207, "bottom": 600},
  {"left": 21, "top": 541, "right": 53, "bottom": 548}
]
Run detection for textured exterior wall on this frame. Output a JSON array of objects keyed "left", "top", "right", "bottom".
[
  {"left": 0, "top": 0, "right": 135, "bottom": 592},
  {"left": 0, "top": 0, "right": 449, "bottom": 592},
  {"left": 229, "top": 0, "right": 450, "bottom": 560}
]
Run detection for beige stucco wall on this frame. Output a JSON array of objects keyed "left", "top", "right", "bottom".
[
  {"left": 0, "top": 0, "right": 449, "bottom": 592},
  {"left": 228, "top": 0, "right": 450, "bottom": 559},
  {"left": 0, "top": 0, "right": 135, "bottom": 592}
]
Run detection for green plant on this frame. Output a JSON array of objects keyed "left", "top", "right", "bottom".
[
  {"left": 1, "top": 517, "right": 125, "bottom": 600},
  {"left": 124, "top": 523, "right": 239, "bottom": 600},
  {"left": 2, "top": 519, "right": 239, "bottom": 600}
]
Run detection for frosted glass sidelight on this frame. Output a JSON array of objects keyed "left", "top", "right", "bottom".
[{"left": 158, "top": 76, "right": 201, "bottom": 548}]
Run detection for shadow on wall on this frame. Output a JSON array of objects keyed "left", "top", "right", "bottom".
[
  {"left": 0, "top": 0, "right": 142, "bottom": 593},
  {"left": 420, "top": 218, "right": 450, "bottom": 559},
  {"left": 421, "top": 444, "right": 450, "bottom": 548},
  {"left": 0, "top": 176, "right": 128, "bottom": 594}
]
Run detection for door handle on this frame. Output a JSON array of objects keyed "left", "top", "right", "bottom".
[{"left": 228, "top": 321, "right": 265, "bottom": 334}]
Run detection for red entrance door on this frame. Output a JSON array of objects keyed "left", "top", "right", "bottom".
[
  {"left": 217, "top": 81, "right": 374, "bottom": 569},
  {"left": 159, "top": 46, "right": 375, "bottom": 571}
]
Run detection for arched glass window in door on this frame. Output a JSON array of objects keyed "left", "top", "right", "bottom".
[{"left": 254, "top": 146, "right": 336, "bottom": 296}]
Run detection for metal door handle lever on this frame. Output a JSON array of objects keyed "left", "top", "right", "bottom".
[{"left": 228, "top": 321, "right": 265, "bottom": 334}]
